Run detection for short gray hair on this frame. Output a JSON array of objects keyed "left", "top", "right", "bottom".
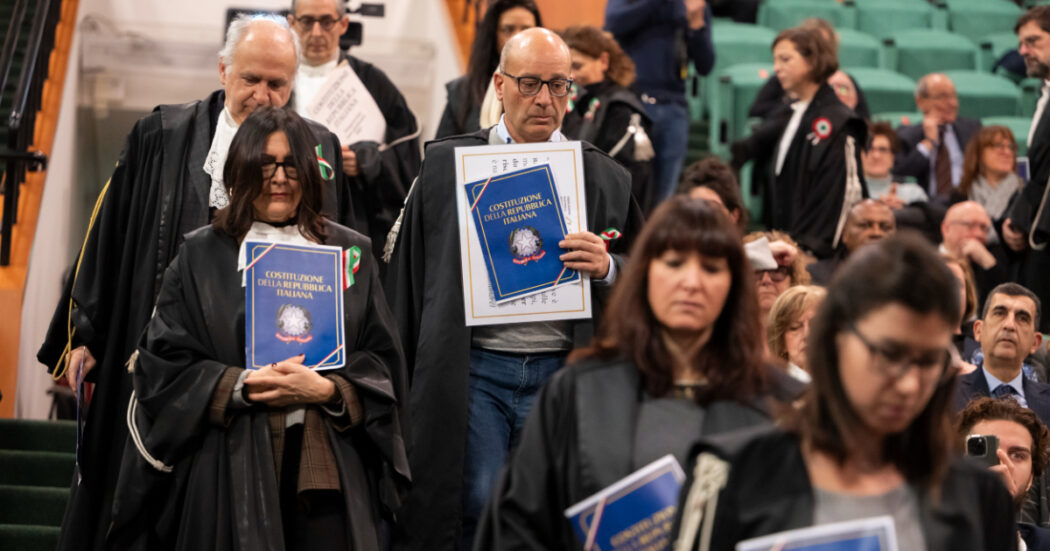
[
  {"left": 291, "top": 0, "right": 349, "bottom": 14},
  {"left": 218, "top": 13, "right": 302, "bottom": 71}
]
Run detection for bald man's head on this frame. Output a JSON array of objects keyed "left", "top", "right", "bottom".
[
  {"left": 494, "top": 28, "right": 573, "bottom": 143},
  {"left": 841, "top": 199, "right": 895, "bottom": 253},
  {"left": 915, "top": 72, "right": 958, "bottom": 123},
  {"left": 941, "top": 201, "right": 992, "bottom": 255}
]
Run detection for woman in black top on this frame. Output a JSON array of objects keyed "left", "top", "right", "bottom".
[
  {"left": 674, "top": 233, "right": 1016, "bottom": 551},
  {"left": 435, "top": 0, "right": 541, "bottom": 138},
  {"left": 560, "top": 24, "right": 655, "bottom": 213},
  {"left": 474, "top": 196, "right": 804, "bottom": 551}
]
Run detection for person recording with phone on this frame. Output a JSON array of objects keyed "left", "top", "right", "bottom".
[{"left": 959, "top": 397, "right": 1050, "bottom": 550}]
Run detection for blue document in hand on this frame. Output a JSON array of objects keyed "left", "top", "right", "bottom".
[
  {"left": 564, "top": 455, "right": 684, "bottom": 551},
  {"left": 466, "top": 164, "right": 579, "bottom": 302},
  {"left": 736, "top": 516, "right": 899, "bottom": 551},
  {"left": 244, "top": 241, "right": 345, "bottom": 371}
]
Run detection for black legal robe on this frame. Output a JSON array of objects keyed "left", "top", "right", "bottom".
[
  {"left": 473, "top": 359, "right": 803, "bottom": 551},
  {"left": 386, "top": 128, "right": 644, "bottom": 551},
  {"left": 672, "top": 427, "right": 1017, "bottom": 551},
  {"left": 294, "top": 53, "right": 422, "bottom": 259},
  {"left": 107, "top": 222, "right": 409, "bottom": 551},
  {"left": 769, "top": 82, "right": 868, "bottom": 259},
  {"left": 435, "top": 75, "right": 482, "bottom": 140},
  {"left": 1008, "top": 88, "right": 1050, "bottom": 333},
  {"left": 35, "top": 91, "right": 353, "bottom": 551}
]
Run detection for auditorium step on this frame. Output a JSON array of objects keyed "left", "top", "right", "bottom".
[{"left": 0, "top": 419, "right": 76, "bottom": 551}]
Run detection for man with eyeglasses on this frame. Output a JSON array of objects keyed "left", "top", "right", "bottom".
[
  {"left": 893, "top": 73, "right": 982, "bottom": 200},
  {"left": 955, "top": 283, "right": 1050, "bottom": 528},
  {"left": 36, "top": 14, "right": 354, "bottom": 551},
  {"left": 287, "top": 0, "right": 421, "bottom": 259},
  {"left": 1004, "top": 6, "right": 1050, "bottom": 335},
  {"left": 808, "top": 199, "right": 896, "bottom": 285},
  {"left": 941, "top": 201, "right": 1011, "bottom": 313},
  {"left": 387, "top": 27, "right": 642, "bottom": 551}
]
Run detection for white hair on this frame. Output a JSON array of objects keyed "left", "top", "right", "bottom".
[
  {"left": 291, "top": 0, "right": 350, "bottom": 13},
  {"left": 218, "top": 13, "right": 302, "bottom": 72}
]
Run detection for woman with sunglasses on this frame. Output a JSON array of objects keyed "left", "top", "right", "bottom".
[
  {"left": 109, "top": 107, "right": 409, "bottom": 551},
  {"left": 674, "top": 232, "right": 1016, "bottom": 550}
]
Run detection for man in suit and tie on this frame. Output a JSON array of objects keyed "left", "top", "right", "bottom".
[
  {"left": 893, "top": 73, "right": 982, "bottom": 201},
  {"left": 1004, "top": 7, "right": 1050, "bottom": 334},
  {"left": 955, "top": 283, "right": 1050, "bottom": 422}
]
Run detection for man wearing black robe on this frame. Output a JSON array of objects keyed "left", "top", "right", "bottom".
[
  {"left": 35, "top": 15, "right": 353, "bottom": 551},
  {"left": 288, "top": 0, "right": 421, "bottom": 258},
  {"left": 387, "top": 28, "right": 643, "bottom": 551},
  {"left": 1005, "top": 8, "right": 1050, "bottom": 333}
]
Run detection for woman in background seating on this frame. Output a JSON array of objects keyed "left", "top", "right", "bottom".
[
  {"left": 767, "top": 285, "right": 826, "bottom": 383},
  {"left": 957, "top": 125, "right": 1022, "bottom": 243}
]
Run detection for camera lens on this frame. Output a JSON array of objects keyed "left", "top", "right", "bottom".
[{"left": 967, "top": 437, "right": 986, "bottom": 456}]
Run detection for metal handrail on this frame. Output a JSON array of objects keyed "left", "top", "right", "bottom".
[
  {"left": 10, "top": 0, "right": 53, "bottom": 131},
  {"left": 0, "top": 0, "right": 28, "bottom": 104}
]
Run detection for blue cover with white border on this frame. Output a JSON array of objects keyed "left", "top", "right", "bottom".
[
  {"left": 565, "top": 455, "right": 683, "bottom": 551},
  {"left": 244, "top": 241, "right": 345, "bottom": 370},
  {"left": 466, "top": 164, "right": 579, "bottom": 302}
]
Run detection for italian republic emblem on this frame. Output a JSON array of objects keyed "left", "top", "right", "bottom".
[
  {"left": 508, "top": 226, "right": 546, "bottom": 265},
  {"left": 275, "top": 304, "right": 314, "bottom": 344}
]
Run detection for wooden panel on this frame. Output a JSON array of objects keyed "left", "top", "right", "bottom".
[
  {"left": 0, "top": 0, "right": 80, "bottom": 418},
  {"left": 534, "top": 0, "right": 607, "bottom": 30}
]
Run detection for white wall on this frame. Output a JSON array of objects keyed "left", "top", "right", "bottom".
[{"left": 17, "top": 0, "right": 462, "bottom": 418}]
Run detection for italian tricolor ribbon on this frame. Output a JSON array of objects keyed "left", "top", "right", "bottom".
[
  {"left": 316, "top": 144, "right": 334, "bottom": 180},
  {"left": 600, "top": 227, "right": 622, "bottom": 251},
  {"left": 343, "top": 246, "right": 362, "bottom": 289}
]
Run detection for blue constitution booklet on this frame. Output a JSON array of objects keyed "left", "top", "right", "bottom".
[
  {"left": 465, "top": 164, "right": 579, "bottom": 302},
  {"left": 736, "top": 516, "right": 899, "bottom": 551},
  {"left": 244, "top": 241, "right": 345, "bottom": 371},
  {"left": 564, "top": 455, "right": 685, "bottom": 551}
]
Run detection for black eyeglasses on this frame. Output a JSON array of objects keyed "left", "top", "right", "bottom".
[
  {"left": 295, "top": 15, "right": 339, "bottom": 31},
  {"left": 261, "top": 161, "right": 298, "bottom": 180},
  {"left": 755, "top": 265, "right": 791, "bottom": 283},
  {"left": 848, "top": 323, "right": 951, "bottom": 379},
  {"left": 501, "top": 70, "right": 573, "bottom": 97}
]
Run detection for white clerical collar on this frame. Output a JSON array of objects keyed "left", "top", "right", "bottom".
[
  {"left": 203, "top": 106, "right": 240, "bottom": 209},
  {"left": 299, "top": 56, "right": 339, "bottom": 78},
  {"left": 495, "top": 114, "right": 566, "bottom": 144}
]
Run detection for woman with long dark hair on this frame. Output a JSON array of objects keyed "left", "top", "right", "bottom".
[
  {"left": 674, "top": 232, "right": 1016, "bottom": 551},
  {"left": 474, "top": 196, "right": 803, "bottom": 550},
  {"left": 435, "top": 0, "right": 541, "bottom": 138},
  {"left": 108, "top": 107, "right": 409, "bottom": 551}
]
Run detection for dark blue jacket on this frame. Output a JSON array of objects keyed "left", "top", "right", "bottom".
[{"left": 605, "top": 0, "right": 714, "bottom": 106}]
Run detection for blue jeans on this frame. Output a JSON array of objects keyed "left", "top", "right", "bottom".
[
  {"left": 644, "top": 101, "right": 690, "bottom": 207},
  {"left": 460, "top": 348, "right": 566, "bottom": 550}
]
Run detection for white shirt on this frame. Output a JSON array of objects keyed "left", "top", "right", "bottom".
[
  {"left": 775, "top": 100, "right": 810, "bottom": 176},
  {"left": 202, "top": 107, "right": 240, "bottom": 209},
  {"left": 1030, "top": 80, "right": 1050, "bottom": 148},
  {"left": 293, "top": 57, "right": 339, "bottom": 113}
]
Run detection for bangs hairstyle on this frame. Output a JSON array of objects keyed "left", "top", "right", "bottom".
[
  {"left": 572, "top": 196, "right": 767, "bottom": 403},
  {"left": 794, "top": 231, "right": 960, "bottom": 493},
  {"left": 867, "top": 121, "right": 900, "bottom": 154},
  {"left": 559, "top": 25, "right": 636, "bottom": 88},
  {"left": 772, "top": 27, "right": 839, "bottom": 84},
  {"left": 213, "top": 106, "right": 328, "bottom": 243},
  {"left": 959, "top": 125, "right": 1018, "bottom": 198}
]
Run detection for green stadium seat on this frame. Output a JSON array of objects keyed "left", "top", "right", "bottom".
[
  {"left": 837, "top": 28, "right": 883, "bottom": 69},
  {"left": 855, "top": 1, "right": 936, "bottom": 39},
  {"left": 942, "top": 70, "right": 1022, "bottom": 118},
  {"left": 707, "top": 63, "right": 773, "bottom": 156},
  {"left": 979, "top": 32, "right": 1020, "bottom": 72},
  {"left": 946, "top": 1, "right": 1023, "bottom": 43},
  {"left": 698, "top": 23, "right": 776, "bottom": 121},
  {"left": 757, "top": 0, "right": 856, "bottom": 32},
  {"left": 872, "top": 111, "right": 924, "bottom": 128},
  {"left": 884, "top": 29, "right": 980, "bottom": 81},
  {"left": 1021, "top": 78, "right": 1044, "bottom": 118},
  {"left": 983, "top": 116, "right": 1032, "bottom": 156},
  {"left": 849, "top": 67, "right": 918, "bottom": 114}
]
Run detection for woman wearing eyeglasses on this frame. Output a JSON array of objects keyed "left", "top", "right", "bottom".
[
  {"left": 673, "top": 233, "right": 1016, "bottom": 551},
  {"left": 958, "top": 126, "right": 1023, "bottom": 241},
  {"left": 109, "top": 107, "right": 409, "bottom": 551}
]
